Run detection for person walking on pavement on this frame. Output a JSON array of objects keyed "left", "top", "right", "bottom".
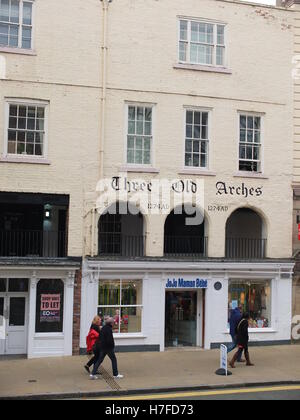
[
  {"left": 227, "top": 305, "right": 245, "bottom": 363},
  {"left": 229, "top": 313, "right": 254, "bottom": 369},
  {"left": 84, "top": 315, "right": 102, "bottom": 374},
  {"left": 90, "top": 317, "right": 124, "bottom": 380}
]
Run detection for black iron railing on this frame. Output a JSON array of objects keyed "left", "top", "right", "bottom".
[
  {"left": 0, "top": 230, "right": 67, "bottom": 258},
  {"left": 164, "top": 236, "right": 208, "bottom": 257},
  {"left": 98, "top": 234, "right": 145, "bottom": 257},
  {"left": 225, "top": 238, "right": 267, "bottom": 259}
]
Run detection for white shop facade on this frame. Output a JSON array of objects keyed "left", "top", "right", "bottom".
[
  {"left": 0, "top": 261, "right": 79, "bottom": 358},
  {"left": 80, "top": 259, "right": 294, "bottom": 352}
]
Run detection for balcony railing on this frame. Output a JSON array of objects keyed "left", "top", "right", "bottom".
[
  {"left": 0, "top": 230, "right": 67, "bottom": 258},
  {"left": 98, "top": 234, "right": 145, "bottom": 257},
  {"left": 225, "top": 238, "right": 267, "bottom": 259},
  {"left": 164, "top": 236, "right": 208, "bottom": 257}
]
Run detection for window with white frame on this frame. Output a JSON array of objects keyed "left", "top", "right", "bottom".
[
  {"left": 179, "top": 19, "right": 225, "bottom": 67},
  {"left": 98, "top": 280, "right": 143, "bottom": 334},
  {"left": 6, "top": 102, "right": 46, "bottom": 157},
  {"left": 185, "top": 109, "right": 209, "bottom": 168},
  {"left": 0, "top": 0, "right": 33, "bottom": 50},
  {"left": 239, "top": 114, "right": 262, "bottom": 172},
  {"left": 127, "top": 105, "right": 152, "bottom": 165}
]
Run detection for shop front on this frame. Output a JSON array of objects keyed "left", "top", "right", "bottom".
[
  {"left": 81, "top": 259, "right": 294, "bottom": 353},
  {"left": 0, "top": 261, "right": 79, "bottom": 358}
]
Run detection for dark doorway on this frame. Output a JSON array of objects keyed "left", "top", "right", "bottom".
[{"left": 165, "top": 291, "right": 197, "bottom": 347}]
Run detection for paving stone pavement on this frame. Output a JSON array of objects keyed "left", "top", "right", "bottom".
[{"left": 0, "top": 345, "right": 300, "bottom": 399}]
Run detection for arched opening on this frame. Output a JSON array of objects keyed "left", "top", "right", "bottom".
[
  {"left": 225, "top": 208, "right": 267, "bottom": 259},
  {"left": 98, "top": 202, "right": 145, "bottom": 257},
  {"left": 164, "top": 205, "right": 207, "bottom": 257}
]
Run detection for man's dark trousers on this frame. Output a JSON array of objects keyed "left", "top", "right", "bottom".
[{"left": 92, "top": 350, "right": 118, "bottom": 376}]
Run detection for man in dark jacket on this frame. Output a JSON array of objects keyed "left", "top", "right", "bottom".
[
  {"left": 229, "top": 313, "right": 254, "bottom": 368},
  {"left": 227, "top": 305, "right": 244, "bottom": 362},
  {"left": 90, "top": 317, "right": 124, "bottom": 380}
]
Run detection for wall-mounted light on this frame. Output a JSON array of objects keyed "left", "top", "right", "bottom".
[{"left": 44, "top": 205, "right": 52, "bottom": 220}]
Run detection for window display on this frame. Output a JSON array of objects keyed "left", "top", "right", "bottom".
[
  {"left": 228, "top": 280, "right": 271, "bottom": 329},
  {"left": 98, "top": 280, "right": 142, "bottom": 333}
]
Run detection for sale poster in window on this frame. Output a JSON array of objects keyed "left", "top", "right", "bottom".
[{"left": 40, "top": 294, "right": 61, "bottom": 323}]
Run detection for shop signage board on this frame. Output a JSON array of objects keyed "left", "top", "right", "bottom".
[
  {"left": 165, "top": 278, "right": 208, "bottom": 289},
  {"left": 220, "top": 344, "right": 228, "bottom": 376}
]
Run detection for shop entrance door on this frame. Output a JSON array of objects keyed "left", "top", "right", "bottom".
[
  {"left": 0, "top": 295, "right": 28, "bottom": 355},
  {"left": 165, "top": 291, "right": 198, "bottom": 348},
  {"left": 0, "top": 279, "right": 29, "bottom": 356}
]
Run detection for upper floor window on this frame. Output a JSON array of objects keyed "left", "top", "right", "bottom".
[
  {"left": 179, "top": 19, "right": 225, "bottom": 67},
  {"left": 127, "top": 104, "right": 153, "bottom": 165},
  {"left": 239, "top": 114, "right": 262, "bottom": 173},
  {"left": 5, "top": 101, "right": 47, "bottom": 157},
  {"left": 185, "top": 109, "right": 209, "bottom": 169},
  {"left": 0, "top": 0, "right": 33, "bottom": 50}
]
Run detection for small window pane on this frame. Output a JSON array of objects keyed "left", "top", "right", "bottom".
[
  {"left": 10, "top": 0, "right": 19, "bottom": 23},
  {"left": 194, "top": 125, "right": 200, "bottom": 139},
  {"left": 135, "top": 149, "right": 143, "bottom": 163},
  {"left": 127, "top": 149, "right": 134, "bottom": 164},
  {"left": 23, "top": 2, "right": 32, "bottom": 25},
  {"left": 19, "top": 106, "right": 26, "bottom": 117},
  {"left": 180, "top": 20, "right": 188, "bottom": 41},
  {"left": 0, "top": 33, "right": 8, "bottom": 45},
  {"left": 185, "top": 153, "right": 192, "bottom": 166},
  {"left": 9, "top": 298, "right": 25, "bottom": 327},
  {"left": 17, "top": 142, "right": 25, "bottom": 154},
  {"left": 128, "top": 106, "right": 135, "bottom": 120},
  {"left": 128, "top": 121, "right": 135, "bottom": 135},
  {"left": 186, "top": 140, "right": 192, "bottom": 153},
  {"left": 186, "top": 111, "right": 193, "bottom": 124},
  {"left": 8, "top": 141, "right": 16, "bottom": 153},
  {"left": 37, "top": 107, "right": 45, "bottom": 119},
  {"left": 17, "top": 131, "right": 24, "bottom": 142},
  {"left": 144, "top": 151, "right": 150, "bottom": 164},
  {"left": 127, "top": 136, "right": 134, "bottom": 149},
  {"left": 8, "top": 279, "right": 28, "bottom": 292},
  {"left": 18, "top": 117, "right": 26, "bottom": 129},
  {"left": 26, "top": 143, "right": 34, "bottom": 155},
  {"left": 144, "top": 137, "right": 151, "bottom": 150},
  {"left": 9, "top": 117, "right": 17, "bottom": 128},
  {"left": 120, "top": 307, "right": 142, "bottom": 333},
  {"left": 35, "top": 143, "right": 43, "bottom": 156},
  {"left": 254, "top": 117, "right": 261, "bottom": 130},
  {"left": 193, "top": 154, "right": 199, "bottom": 167},
  {"left": 0, "top": 0, "right": 9, "bottom": 22},
  {"left": 240, "top": 115, "right": 246, "bottom": 129},
  {"left": 217, "top": 25, "right": 224, "bottom": 45},
  {"left": 99, "top": 280, "right": 121, "bottom": 306},
  {"left": 247, "top": 116, "right": 254, "bottom": 129},
  {"left": 0, "top": 279, "right": 6, "bottom": 292},
  {"left": 145, "top": 108, "right": 152, "bottom": 122}
]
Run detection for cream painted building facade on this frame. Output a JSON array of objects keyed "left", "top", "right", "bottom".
[
  {"left": 81, "top": 0, "right": 295, "bottom": 353},
  {"left": 0, "top": 0, "right": 295, "bottom": 358}
]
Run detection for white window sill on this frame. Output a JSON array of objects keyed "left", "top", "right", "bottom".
[
  {"left": 34, "top": 333, "right": 64, "bottom": 339},
  {"left": 113, "top": 333, "right": 147, "bottom": 339},
  {"left": 0, "top": 156, "right": 51, "bottom": 165},
  {"left": 234, "top": 172, "right": 268, "bottom": 180},
  {"left": 119, "top": 165, "right": 160, "bottom": 174},
  {"left": 0, "top": 46, "right": 36, "bottom": 56},
  {"left": 174, "top": 63, "right": 232, "bottom": 74},
  {"left": 225, "top": 328, "right": 276, "bottom": 334},
  {"left": 179, "top": 168, "right": 216, "bottom": 176}
]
